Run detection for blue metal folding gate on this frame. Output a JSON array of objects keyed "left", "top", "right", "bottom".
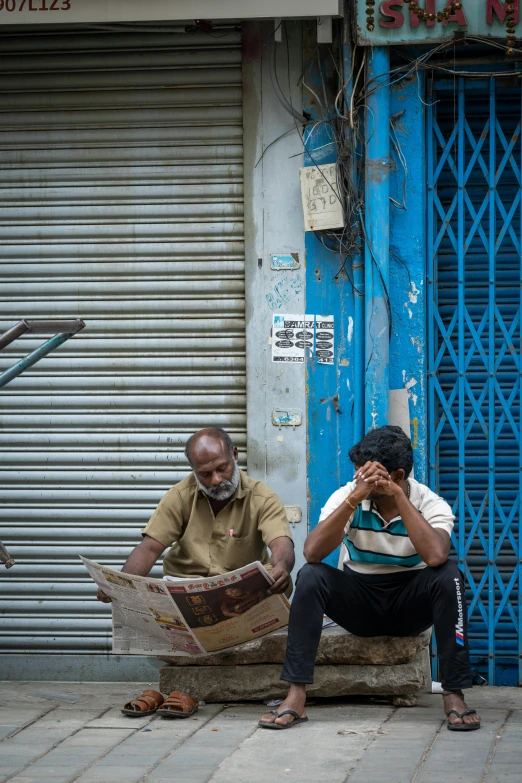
[{"left": 427, "top": 75, "right": 521, "bottom": 685}]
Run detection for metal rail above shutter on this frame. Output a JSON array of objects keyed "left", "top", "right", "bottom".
[
  {"left": 0, "top": 24, "right": 246, "bottom": 655},
  {"left": 427, "top": 75, "right": 521, "bottom": 685}
]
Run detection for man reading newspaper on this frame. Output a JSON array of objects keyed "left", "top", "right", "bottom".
[
  {"left": 96, "top": 427, "right": 294, "bottom": 717},
  {"left": 98, "top": 427, "right": 294, "bottom": 596}
]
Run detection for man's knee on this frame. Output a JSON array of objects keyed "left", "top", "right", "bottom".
[
  {"left": 428, "top": 559, "right": 464, "bottom": 590},
  {"left": 295, "top": 562, "right": 332, "bottom": 592}
]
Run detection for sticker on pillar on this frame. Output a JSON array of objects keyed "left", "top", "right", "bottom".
[
  {"left": 272, "top": 314, "right": 314, "bottom": 363},
  {"left": 270, "top": 254, "right": 300, "bottom": 271},
  {"left": 272, "top": 409, "right": 302, "bottom": 427},
  {"left": 299, "top": 163, "right": 343, "bottom": 231},
  {"left": 315, "top": 315, "right": 334, "bottom": 365},
  {"left": 284, "top": 506, "right": 302, "bottom": 524}
]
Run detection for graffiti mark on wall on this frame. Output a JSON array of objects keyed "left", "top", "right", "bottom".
[{"left": 266, "top": 274, "right": 303, "bottom": 311}]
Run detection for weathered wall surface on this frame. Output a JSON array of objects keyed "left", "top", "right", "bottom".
[{"left": 243, "top": 22, "right": 309, "bottom": 570}]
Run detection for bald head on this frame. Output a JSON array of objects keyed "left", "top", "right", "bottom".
[
  {"left": 184, "top": 428, "right": 234, "bottom": 465},
  {"left": 184, "top": 428, "right": 240, "bottom": 501}
]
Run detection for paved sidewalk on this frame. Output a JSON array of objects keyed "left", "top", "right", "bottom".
[{"left": 0, "top": 682, "right": 520, "bottom": 782}]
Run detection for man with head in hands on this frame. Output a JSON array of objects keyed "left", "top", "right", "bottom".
[{"left": 259, "top": 425, "right": 480, "bottom": 732}]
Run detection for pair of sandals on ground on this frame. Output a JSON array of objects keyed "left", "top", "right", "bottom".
[
  {"left": 122, "top": 689, "right": 199, "bottom": 718},
  {"left": 123, "top": 688, "right": 480, "bottom": 732}
]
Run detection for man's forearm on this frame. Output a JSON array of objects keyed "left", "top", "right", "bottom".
[
  {"left": 394, "top": 490, "right": 449, "bottom": 566},
  {"left": 96, "top": 536, "right": 166, "bottom": 603},
  {"left": 270, "top": 536, "right": 295, "bottom": 571},
  {"left": 304, "top": 503, "right": 352, "bottom": 562},
  {"left": 121, "top": 536, "right": 166, "bottom": 577},
  {"left": 266, "top": 536, "right": 295, "bottom": 594}
]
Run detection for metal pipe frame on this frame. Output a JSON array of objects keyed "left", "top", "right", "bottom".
[
  {"left": 0, "top": 319, "right": 85, "bottom": 353},
  {"left": 364, "top": 47, "right": 391, "bottom": 431},
  {"left": 343, "top": 20, "right": 364, "bottom": 445},
  {"left": 0, "top": 321, "right": 30, "bottom": 352},
  {"left": 0, "top": 332, "right": 75, "bottom": 388}
]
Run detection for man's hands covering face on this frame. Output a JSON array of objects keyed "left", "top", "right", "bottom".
[{"left": 351, "top": 461, "right": 397, "bottom": 503}]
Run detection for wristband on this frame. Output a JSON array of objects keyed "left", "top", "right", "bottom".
[{"left": 345, "top": 496, "right": 358, "bottom": 511}]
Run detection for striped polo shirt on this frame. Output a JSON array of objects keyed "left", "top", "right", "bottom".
[{"left": 319, "top": 478, "right": 455, "bottom": 575}]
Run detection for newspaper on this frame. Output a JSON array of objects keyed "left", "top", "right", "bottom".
[{"left": 81, "top": 557, "right": 290, "bottom": 657}]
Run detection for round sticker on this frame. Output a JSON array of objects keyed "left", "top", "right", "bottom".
[
  {"left": 295, "top": 340, "right": 313, "bottom": 349},
  {"left": 316, "top": 350, "right": 333, "bottom": 358},
  {"left": 275, "top": 340, "right": 294, "bottom": 348},
  {"left": 296, "top": 330, "right": 313, "bottom": 340},
  {"left": 316, "top": 331, "right": 333, "bottom": 340},
  {"left": 316, "top": 341, "right": 333, "bottom": 350},
  {"left": 276, "top": 329, "right": 294, "bottom": 339}
]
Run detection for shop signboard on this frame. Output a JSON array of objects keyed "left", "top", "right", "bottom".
[
  {"left": 0, "top": 0, "right": 342, "bottom": 25},
  {"left": 355, "top": 1, "right": 520, "bottom": 45}
]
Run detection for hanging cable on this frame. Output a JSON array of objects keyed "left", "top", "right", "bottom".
[{"left": 268, "top": 35, "right": 311, "bottom": 124}]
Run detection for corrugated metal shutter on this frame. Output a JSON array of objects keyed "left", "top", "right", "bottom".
[
  {"left": 427, "top": 75, "right": 521, "bottom": 685},
  {"left": 0, "top": 25, "right": 246, "bottom": 654}
]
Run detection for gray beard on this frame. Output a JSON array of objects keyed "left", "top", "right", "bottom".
[{"left": 196, "top": 462, "right": 240, "bottom": 501}]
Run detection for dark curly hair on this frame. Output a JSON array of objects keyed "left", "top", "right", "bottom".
[{"left": 349, "top": 425, "right": 413, "bottom": 477}]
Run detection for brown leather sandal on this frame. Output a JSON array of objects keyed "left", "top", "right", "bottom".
[
  {"left": 121, "top": 689, "right": 164, "bottom": 717},
  {"left": 156, "top": 691, "right": 199, "bottom": 719}
]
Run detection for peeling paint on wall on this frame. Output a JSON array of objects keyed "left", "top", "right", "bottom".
[
  {"left": 404, "top": 375, "right": 418, "bottom": 406},
  {"left": 410, "top": 335, "right": 422, "bottom": 353},
  {"left": 408, "top": 281, "right": 420, "bottom": 304}
]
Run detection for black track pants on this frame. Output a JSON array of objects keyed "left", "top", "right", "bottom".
[{"left": 281, "top": 559, "right": 472, "bottom": 691}]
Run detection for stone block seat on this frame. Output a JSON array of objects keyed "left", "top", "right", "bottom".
[{"left": 159, "top": 626, "right": 431, "bottom": 704}]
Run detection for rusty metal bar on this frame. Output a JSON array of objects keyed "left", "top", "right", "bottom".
[
  {"left": 24, "top": 319, "right": 85, "bottom": 336},
  {"left": 0, "top": 542, "right": 15, "bottom": 569},
  {"left": 0, "top": 319, "right": 85, "bottom": 353},
  {"left": 0, "top": 320, "right": 30, "bottom": 352}
]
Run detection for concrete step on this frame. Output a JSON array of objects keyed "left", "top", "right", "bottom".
[
  {"left": 160, "top": 626, "right": 431, "bottom": 667},
  {"left": 159, "top": 649, "right": 429, "bottom": 702}
]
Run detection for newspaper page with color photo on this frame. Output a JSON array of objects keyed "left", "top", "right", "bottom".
[{"left": 81, "top": 557, "right": 290, "bottom": 656}]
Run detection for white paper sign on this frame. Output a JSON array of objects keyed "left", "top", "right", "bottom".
[
  {"left": 315, "top": 315, "right": 334, "bottom": 365},
  {"left": 299, "top": 163, "right": 344, "bottom": 231},
  {"left": 272, "top": 314, "right": 314, "bottom": 363}
]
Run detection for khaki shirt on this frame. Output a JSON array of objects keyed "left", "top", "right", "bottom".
[{"left": 142, "top": 471, "right": 293, "bottom": 577}]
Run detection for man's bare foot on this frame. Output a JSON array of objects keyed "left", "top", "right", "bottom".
[
  {"left": 259, "top": 683, "right": 307, "bottom": 727},
  {"left": 443, "top": 690, "right": 481, "bottom": 729}
]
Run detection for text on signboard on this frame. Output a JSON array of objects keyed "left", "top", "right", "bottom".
[
  {"left": 0, "top": 0, "right": 71, "bottom": 11},
  {"left": 378, "top": 0, "right": 519, "bottom": 28}
]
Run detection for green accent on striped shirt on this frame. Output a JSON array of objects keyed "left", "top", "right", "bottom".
[
  {"left": 344, "top": 507, "right": 422, "bottom": 567},
  {"left": 344, "top": 538, "right": 423, "bottom": 567},
  {"left": 350, "top": 508, "right": 410, "bottom": 537}
]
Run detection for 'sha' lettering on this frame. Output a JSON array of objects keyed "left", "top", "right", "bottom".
[{"left": 379, "top": 1, "right": 404, "bottom": 28}]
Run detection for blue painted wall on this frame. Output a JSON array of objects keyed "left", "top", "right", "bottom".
[
  {"left": 389, "top": 72, "right": 428, "bottom": 482},
  {"left": 303, "top": 31, "right": 354, "bottom": 566},
  {"left": 304, "top": 40, "right": 428, "bottom": 560}
]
